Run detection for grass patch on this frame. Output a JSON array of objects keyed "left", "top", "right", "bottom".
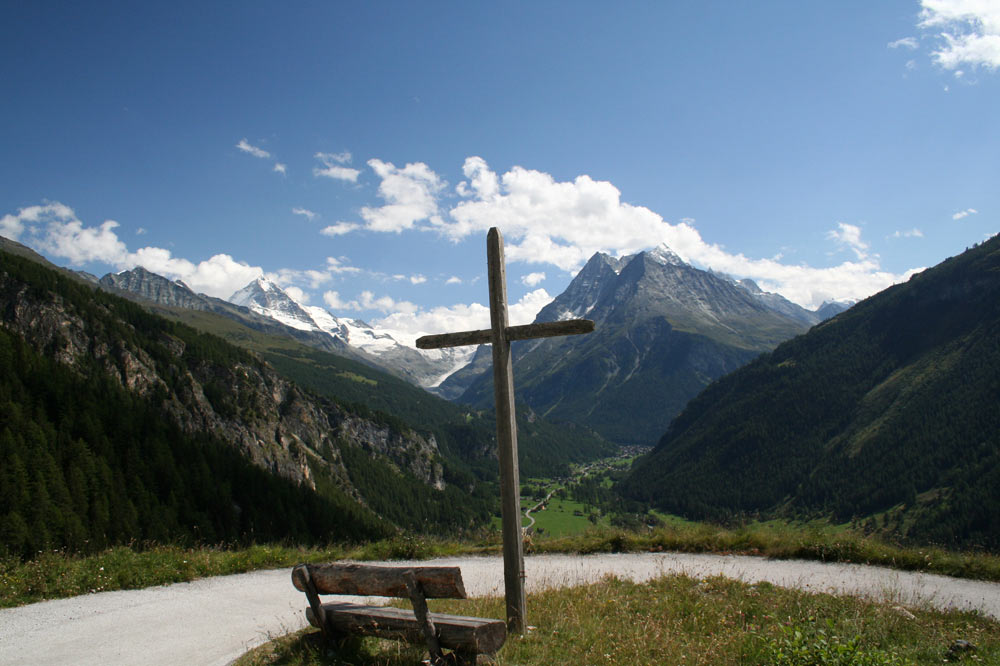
[
  {"left": 6, "top": 522, "right": 1000, "bottom": 609},
  {"left": 528, "top": 498, "right": 603, "bottom": 538},
  {"left": 336, "top": 371, "right": 377, "bottom": 386},
  {"left": 0, "top": 537, "right": 470, "bottom": 609},
  {"left": 234, "top": 574, "right": 1000, "bottom": 665},
  {"left": 0, "top": 544, "right": 344, "bottom": 608},
  {"left": 529, "top": 523, "right": 1000, "bottom": 582}
]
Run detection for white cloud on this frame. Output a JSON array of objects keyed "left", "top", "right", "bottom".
[
  {"left": 335, "top": 156, "right": 916, "bottom": 310},
  {"left": 446, "top": 276, "right": 463, "bottom": 285},
  {"left": 269, "top": 267, "right": 333, "bottom": 290},
  {"left": 890, "top": 228, "right": 925, "bottom": 238},
  {"left": 321, "top": 222, "right": 360, "bottom": 236},
  {"left": 127, "top": 248, "right": 263, "bottom": 298},
  {"left": 283, "top": 285, "right": 309, "bottom": 304},
  {"left": 825, "top": 223, "right": 870, "bottom": 259},
  {"left": 888, "top": 36, "right": 919, "bottom": 49},
  {"left": 1, "top": 202, "right": 75, "bottom": 241},
  {"left": 355, "top": 290, "right": 418, "bottom": 315},
  {"left": 273, "top": 163, "right": 287, "bottom": 174},
  {"left": 136, "top": 227, "right": 147, "bottom": 235},
  {"left": 456, "top": 155, "right": 500, "bottom": 199},
  {"left": 373, "top": 289, "right": 554, "bottom": 347},
  {"left": 919, "top": 0, "right": 1000, "bottom": 70},
  {"left": 3, "top": 201, "right": 265, "bottom": 298},
  {"left": 509, "top": 288, "right": 554, "bottom": 324},
  {"left": 446, "top": 158, "right": 674, "bottom": 269},
  {"left": 236, "top": 138, "right": 271, "bottom": 159},
  {"left": 323, "top": 290, "right": 359, "bottom": 311},
  {"left": 326, "top": 256, "right": 362, "bottom": 274},
  {"left": 410, "top": 275, "right": 427, "bottom": 285},
  {"left": 322, "top": 151, "right": 353, "bottom": 164},
  {"left": 521, "top": 271, "right": 546, "bottom": 287},
  {"left": 314, "top": 152, "right": 361, "bottom": 182},
  {"left": 359, "top": 159, "right": 446, "bottom": 232},
  {"left": 292, "top": 207, "right": 317, "bottom": 220},
  {"left": 953, "top": 207, "right": 979, "bottom": 219},
  {"left": 441, "top": 159, "right": 915, "bottom": 309},
  {"left": 38, "top": 218, "right": 130, "bottom": 265}
]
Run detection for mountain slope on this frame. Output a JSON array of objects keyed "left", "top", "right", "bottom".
[
  {"left": 622, "top": 236, "right": 1000, "bottom": 548},
  {"left": 448, "top": 245, "right": 814, "bottom": 444},
  {"left": 0, "top": 247, "right": 498, "bottom": 556},
  {"left": 227, "top": 276, "right": 473, "bottom": 389},
  {"left": 100, "top": 264, "right": 612, "bottom": 479},
  {"left": 100, "top": 268, "right": 366, "bottom": 360}
]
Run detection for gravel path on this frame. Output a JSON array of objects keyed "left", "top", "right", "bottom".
[{"left": 3, "top": 552, "right": 999, "bottom": 666}]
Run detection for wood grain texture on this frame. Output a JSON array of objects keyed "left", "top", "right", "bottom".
[
  {"left": 416, "top": 328, "right": 493, "bottom": 349},
  {"left": 415, "top": 319, "right": 594, "bottom": 349},
  {"left": 292, "top": 563, "right": 467, "bottom": 599},
  {"left": 487, "top": 227, "right": 527, "bottom": 634},
  {"left": 306, "top": 603, "right": 507, "bottom": 655},
  {"left": 505, "top": 319, "right": 594, "bottom": 341},
  {"left": 404, "top": 571, "right": 443, "bottom": 661}
]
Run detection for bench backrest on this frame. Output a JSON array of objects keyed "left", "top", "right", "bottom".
[{"left": 292, "top": 563, "right": 467, "bottom": 599}]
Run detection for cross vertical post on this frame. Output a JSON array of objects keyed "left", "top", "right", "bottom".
[
  {"left": 486, "top": 228, "right": 527, "bottom": 634},
  {"left": 415, "top": 227, "right": 594, "bottom": 635}
]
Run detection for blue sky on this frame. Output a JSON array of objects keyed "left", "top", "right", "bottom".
[{"left": 2, "top": 1, "right": 997, "bottom": 340}]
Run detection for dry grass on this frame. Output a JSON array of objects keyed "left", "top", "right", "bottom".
[{"left": 236, "top": 574, "right": 1000, "bottom": 665}]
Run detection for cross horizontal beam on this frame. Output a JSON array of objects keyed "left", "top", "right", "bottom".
[{"left": 415, "top": 318, "right": 595, "bottom": 350}]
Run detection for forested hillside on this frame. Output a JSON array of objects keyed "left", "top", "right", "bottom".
[
  {"left": 121, "top": 292, "right": 613, "bottom": 480},
  {"left": 259, "top": 344, "right": 615, "bottom": 479},
  {"left": 0, "top": 328, "right": 390, "bottom": 556},
  {"left": 0, "top": 250, "right": 495, "bottom": 557},
  {"left": 623, "top": 236, "right": 1000, "bottom": 549}
]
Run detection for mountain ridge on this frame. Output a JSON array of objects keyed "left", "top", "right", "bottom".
[
  {"left": 0, "top": 243, "right": 502, "bottom": 557},
  {"left": 446, "top": 245, "right": 835, "bottom": 444},
  {"left": 91, "top": 252, "right": 614, "bottom": 479},
  {"left": 622, "top": 235, "right": 1000, "bottom": 548},
  {"left": 225, "top": 275, "right": 474, "bottom": 390}
]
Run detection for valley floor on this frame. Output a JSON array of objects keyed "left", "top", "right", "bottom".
[{"left": 3, "top": 552, "right": 1000, "bottom": 666}]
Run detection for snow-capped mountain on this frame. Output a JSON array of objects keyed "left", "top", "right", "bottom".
[
  {"left": 100, "top": 268, "right": 360, "bottom": 358},
  {"left": 230, "top": 277, "right": 319, "bottom": 331},
  {"left": 227, "top": 277, "right": 474, "bottom": 390}
]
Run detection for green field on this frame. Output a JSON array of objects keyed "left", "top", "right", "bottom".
[{"left": 526, "top": 498, "right": 605, "bottom": 538}]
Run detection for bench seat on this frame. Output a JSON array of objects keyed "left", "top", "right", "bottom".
[
  {"left": 292, "top": 562, "right": 507, "bottom": 663},
  {"left": 307, "top": 602, "right": 507, "bottom": 654}
]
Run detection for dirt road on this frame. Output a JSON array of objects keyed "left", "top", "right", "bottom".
[{"left": 3, "top": 552, "right": 999, "bottom": 666}]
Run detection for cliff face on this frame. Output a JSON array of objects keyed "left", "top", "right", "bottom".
[{"left": 0, "top": 266, "right": 445, "bottom": 503}]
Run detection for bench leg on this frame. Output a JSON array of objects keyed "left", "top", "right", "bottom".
[
  {"left": 405, "top": 571, "right": 446, "bottom": 664},
  {"left": 450, "top": 649, "right": 481, "bottom": 665}
]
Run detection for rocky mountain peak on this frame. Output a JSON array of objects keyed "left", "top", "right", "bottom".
[
  {"left": 816, "top": 300, "right": 853, "bottom": 320},
  {"left": 229, "top": 277, "right": 318, "bottom": 332},
  {"left": 646, "top": 243, "right": 687, "bottom": 267},
  {"left": 533, "top": 251, "right": 623, "bottom": 323},
  {"left": 230, "top": 276, "right": 281, "bottom": 306},
  {"left": 99, "top": 266, "right": 209, "bottom": 310},
  {"left": 225, "top": 277, "right": 475, "bottom": 390}
]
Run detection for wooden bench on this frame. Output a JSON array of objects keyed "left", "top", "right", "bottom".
[{"left": 291, "top": 562, "right": 507, "bottom": 665}]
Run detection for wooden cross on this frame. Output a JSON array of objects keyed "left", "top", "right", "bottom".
[{"left": 416, "top": 227, "right": 594, "bottom": 633}]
